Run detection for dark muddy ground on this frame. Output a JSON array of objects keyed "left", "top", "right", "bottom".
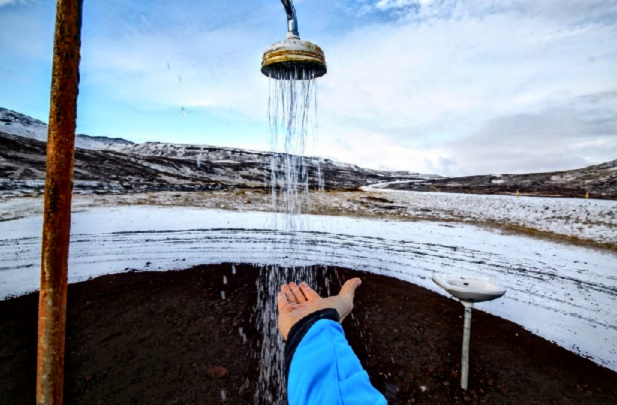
[{"left": 1, "top": 264, "right": 616, "bottom": 404}]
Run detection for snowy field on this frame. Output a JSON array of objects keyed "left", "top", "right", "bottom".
[
  {"left": 360, "top": 187, "right": 617, "bottom": 244},
  {"left": 2, "top": 189, "right": 616, "bottom": 246},
  {"left": 0, "top": 204, "right": 615, "bottom": 372}
]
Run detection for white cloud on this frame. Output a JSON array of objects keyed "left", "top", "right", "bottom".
[
  {"left": 309, "top": 1, "right": 617, "bottom": 174},
  {"left": 442, "top": 92, "right": 617, "bottom": 174},
  {"left": 366, "top": 0, "right": 617, "bottom": 24},
  {"left": 375, "top": 0, "right": 412, "bottom": 9},
  {"left": 79, "top": 19, "right": 271, "bottom": 119},
  {"left": 2, "top": 0, "right": 616, "bottom": 176},
  {"left": 0, "top": 0, "right": 30, "bottom": 7},
  {"left": 79, "top": 0, "right": 617, "bottom": 175}
]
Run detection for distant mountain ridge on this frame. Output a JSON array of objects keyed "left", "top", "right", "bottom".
[
  {"left": 0, "top": 106, "right": 432, "bottom": 178},
  {"left": 0, "top": 107, "right": 133, "bottom": 149},
  {"left": 381, "top": 159, "right": 617, "bottom": 199},
  {"left": 1, "top": 108, "right": 432, "bottom": 196},
  {"left": 1, "top": 107, "right": 615, "bottom": 199}
]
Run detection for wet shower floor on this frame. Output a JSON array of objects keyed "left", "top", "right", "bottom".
[{"left": 1, "top": 264, "right": 616, "bottom": 404}]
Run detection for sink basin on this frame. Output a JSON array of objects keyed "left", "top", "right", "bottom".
[{"left": 432, "top": 274, "right": 506, "bottom": 303}]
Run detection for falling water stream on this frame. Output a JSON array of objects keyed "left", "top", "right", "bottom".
[{"left": 253, "top": 69, "right": 323, "bottom": 403}]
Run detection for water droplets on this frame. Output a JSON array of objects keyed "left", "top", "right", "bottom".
[
  {"left": 239, "top": 327, "right": 248, "bottom": 345},
  {"left": 220, "top": 291, "right": 226, "bottom": 300},
  {"left": 139, "top": 14, "right": 150, "bottom": 27},
  {"left": 316, "top": 165, "right": 325, "bottom": 192},
  {"left": 267, "top": 70, "right": 318, "bottom": 236},
  {"left": 255, "top": 68, "right": 321, "bottom": 403}
]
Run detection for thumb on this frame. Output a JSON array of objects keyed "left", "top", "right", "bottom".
[{"left": 339, "top": 277, "right": 362, "bottom": 299}]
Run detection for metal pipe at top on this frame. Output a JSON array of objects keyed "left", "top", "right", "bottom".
[
  {"left": 36, "top": 0, "right": 83, "bottom": 403},
  {"left": 261, "top": 0, "right": 327, "bottom": 78},
  {"left": 281, "top": 0, "right": 299, "bottom": 37}
]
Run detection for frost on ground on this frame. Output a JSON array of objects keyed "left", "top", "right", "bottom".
[
  {"left": 359, "top": 187, "right": 617, "bottom": 245},
  {"left": 0, "top": 205, "right": 615, "bottom": 373},
  {"left": 1, "top": 189, "right": 616, "bottom": 247}
]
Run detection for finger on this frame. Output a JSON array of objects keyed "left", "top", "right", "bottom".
[
  {"left": 289, "top": 282, "right": 306, "bottom": 302},
  {"left": 277, "top": 292, "right": 289, "bottom": 312},
  {"left": 299, "top": 282, "right": 321, "bottom": 301},
  {"left": 281, "top": 284, "right": 297, "bottom": 304},
  {"left": 339, "top": 277, "right": 362, "bottom": 299}
]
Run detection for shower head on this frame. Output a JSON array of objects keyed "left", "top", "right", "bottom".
[
  {"left": 261, "top": 0, "right": 327, "bottom": 79},
  {"left": 261, "top": 37, "right": 327, "bottom": 79}
]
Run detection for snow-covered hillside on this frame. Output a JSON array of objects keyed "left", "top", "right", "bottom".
[
  {"left": 0, "top": 107, "right": 415, "bottom": 180},
  {"left": 383, "top": 159, "right": 617, "bottom": 199},
  {"left": 0, "top": 107, "right": 48, "bottom": 142},
  {"left": 0, "top": 131, "right": 425, "bottom": 196},
  {"left": 115, "top": 142, "right": 436, "bottom": 179},
  {"left": 0, "top": 107, "right": 133, "bottom": 149},
  {"left": 5, "top": 106, "right": 614, "bottom": 200}
]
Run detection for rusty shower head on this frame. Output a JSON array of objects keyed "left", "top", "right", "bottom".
[
  {"left": 261, "top": 0, "right": 327, "bottom": 79},
  {"left": 261, "top": 37, "right": 327, "bottom": 79}
]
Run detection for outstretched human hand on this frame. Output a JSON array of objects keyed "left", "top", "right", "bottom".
[{"left": 277, "top": 278, "right": 362, "bottom": 340}]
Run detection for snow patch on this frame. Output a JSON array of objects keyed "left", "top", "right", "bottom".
[{"left": 0, "top": 206, "right": 615, "bottom": 372}]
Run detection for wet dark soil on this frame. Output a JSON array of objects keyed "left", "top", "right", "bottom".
[{"left": 1, "top": 264, "right": 616, "bottom": 404}]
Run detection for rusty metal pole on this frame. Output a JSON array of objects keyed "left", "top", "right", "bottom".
[{"left": 36, "top": 0, "right": 83, "bottom": 404}]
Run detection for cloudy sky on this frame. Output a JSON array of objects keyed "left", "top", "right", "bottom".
[{"left": 1, "top": 0, "right": 616, "bottom": 175}]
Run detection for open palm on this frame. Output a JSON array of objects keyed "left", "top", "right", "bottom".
[{"left": 277, "top": 278, "right": 362, "bottom": 340}]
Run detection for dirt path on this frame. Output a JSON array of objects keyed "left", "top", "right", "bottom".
[{"left": 1, "top": 264, "right": 615, "bottom": 404}]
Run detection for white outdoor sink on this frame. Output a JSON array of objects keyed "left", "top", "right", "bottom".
[
  {"left": 432, "top": 273, "right": 507, "bottom": 390},
  {"left": 432, "top": 273, "right": 506, "bottom": 303}
]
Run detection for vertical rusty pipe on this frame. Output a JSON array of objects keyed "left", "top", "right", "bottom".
[{"left": 36, "top": 0, "right": 83, "bottom": 404}]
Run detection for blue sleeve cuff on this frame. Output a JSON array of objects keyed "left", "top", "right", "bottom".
[{"left": 284, "top": 308, "right": 339, "bottom": 380}]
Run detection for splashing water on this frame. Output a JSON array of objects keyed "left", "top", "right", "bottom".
[
  {"left": 267, "top": 70, "right": 318, "bottom": 236},
  {"left": 254, "top": 69, "right": 321, "bottom": 403}
]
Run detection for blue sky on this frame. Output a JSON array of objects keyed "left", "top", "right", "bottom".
[{"left": 1, "top": 0, "right": 616, "bottom": 175}]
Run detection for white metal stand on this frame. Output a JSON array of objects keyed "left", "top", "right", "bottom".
[
  {"left": 432, "top": 273, "right": 506, "bottom": 391},
  {"left": 460, "top": 301, "right": 473, "bottom": 390}
]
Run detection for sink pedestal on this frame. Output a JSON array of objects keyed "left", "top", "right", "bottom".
[
  {"left": 461, "top": 301, "right": 473, "bottom": 390},
  {"left": 432, "top": 273, "right": 506, "bottom": 390}
]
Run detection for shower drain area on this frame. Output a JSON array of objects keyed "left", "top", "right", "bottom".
[{"left": 1, "top": 263, "right": 615, "bottom": 404}]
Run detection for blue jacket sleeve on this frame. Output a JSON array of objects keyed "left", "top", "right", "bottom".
[{"left": 285, "top": 309, "right": 387, "bottom": 405}]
